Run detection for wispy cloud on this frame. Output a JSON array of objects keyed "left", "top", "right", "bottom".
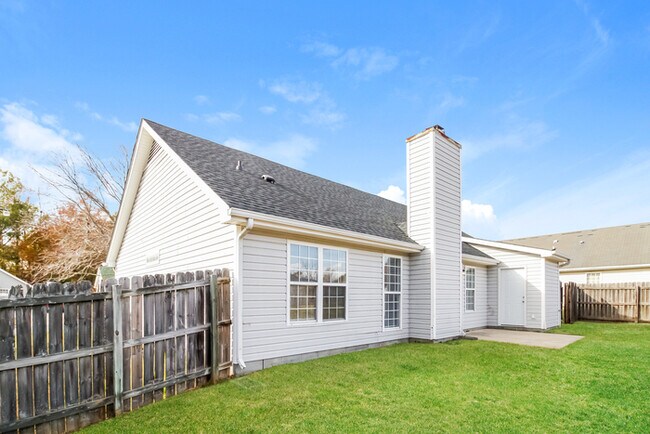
[
  {"left": 259, "top": 105, "right": 277, "bottom": 115},
  {"left": 461, "top": 117, "right": 557, "bottom": 160},
  {"left": 224, "top": 134, "right": 317, "bottom": 168},
  {"left": 261, "top": 78, "right": 345, "bottom": 127},
  {"left": 263, "top": 79, "right": 322, "bottom": 103},
  {"left": 0, "top": 102, "right": 82, "bottom": 207},
  {"left": 377, "top": 185, "right": 406, "bottom": 204},
  {"left": 436, "top": 92, "right": 465, "bottom": 113},
  {"left": 193, "top": 95, "right": 210, "bottom": 105},
  {"left": 75, "top": 101, "right": 137, "bottom": 132},
  {"left": 495, "top": 150, "right": 650, "bottom": 239},
  {"left": 575, "top": 0, "right": 610, "bottom": 47},
  {"left": 302, "top": 41, "right": 399, "bottom": 79}
]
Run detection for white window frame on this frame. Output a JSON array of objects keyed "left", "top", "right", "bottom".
[
  {"left": 586, "top": 272, "right": 601, "bottom": 285},
  {"left": 464, "top": 266, "right": 476, "bottom": 312},
  {"left": 382, "top": 254, "right": 403, "bottom": 331},
  {"left": 286, "top": 240, "right": 349, "bottom": 325}
]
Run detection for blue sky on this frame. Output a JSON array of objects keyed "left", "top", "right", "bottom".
[{"left": 1, "top": 0, "right": 649, "bottom": 239}]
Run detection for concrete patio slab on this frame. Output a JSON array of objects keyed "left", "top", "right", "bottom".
[{"left": 465, "top": 329, "right": 584, "bottom": 349}]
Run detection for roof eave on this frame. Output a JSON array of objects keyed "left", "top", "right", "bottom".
[
  {"left": 463, "top": 236, "right": 568, "bottom": 262},
  {"left": 226, "top": 208, "right": 424, "bottom": 253}
]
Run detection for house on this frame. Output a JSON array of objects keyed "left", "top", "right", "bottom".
[
  {"left": 505, "top": 222, "right": 650, "bottom": 285},
  {"left": 105, "top": 120, "right": 567, "bottom": 373},
  {"left": 0, "top": 268, "right": 30, "bottom": 299}
]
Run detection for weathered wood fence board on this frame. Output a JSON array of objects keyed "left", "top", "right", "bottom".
[
  {"left": 563, "top": 282, "right": 650, "bottom": 324},
  {"left": 0, "top": 269, "right": 232, "bottom": 433}
]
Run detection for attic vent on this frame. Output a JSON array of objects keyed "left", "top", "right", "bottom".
[
  {"left": 261, "top": 174, "right": 275, "bottom": 184},
  {"left": 236, "top": 160, "right": 242, "bottom": 171}
]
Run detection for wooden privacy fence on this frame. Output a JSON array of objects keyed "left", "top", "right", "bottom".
[
  {"left": 563, "top": 282, "right": 650, "bottom": 324},
  {"left": 0, "top": 269, "right": 232, "bottom": 433}
]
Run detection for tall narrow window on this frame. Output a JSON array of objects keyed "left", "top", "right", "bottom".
[
  {"left": 383, "top": 256, "right": 402, "bottom": 328},
  {"left": 465, "top": 267, "right": 476, "bottom": 312},
  {"left": 289, "top": 244, "right": 318, "bottom": 321},
  {"left": 322, "top": 248, "right": 347, "bottom": 321}
]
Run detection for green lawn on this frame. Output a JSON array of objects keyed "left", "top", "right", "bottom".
[{"left": 85, "top": 322, "right": 650, "bottom": 433}]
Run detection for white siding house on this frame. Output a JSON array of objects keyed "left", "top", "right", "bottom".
[
  {"left": 0, "top": 268, "right": 30, "bottom": 299},
  {"left": 106, "top": 120, "right": 567, "bottom": 374}
]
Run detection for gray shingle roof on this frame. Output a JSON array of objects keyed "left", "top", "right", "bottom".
[
  {"left": 505, "top": 222, "right": 650, "bottom": 269},
  {"left": 462, "top": 242, "right": 494, "bottom": 260},
  {"left": 146, "top": 120, "right": 416, "bottom": 244}
]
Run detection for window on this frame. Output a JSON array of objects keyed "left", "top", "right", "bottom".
[
  {"left": 289, "top": 243, "right": 347, "bottom": 322},
  {"left": 383, "top": 256, "right": 402, "bottom": 328},
  {"left": 465, "top": 267, "right": 476, "bottom": 312},
  {"left": 586, "top": 272, "right": 601, "bottom": 285}
]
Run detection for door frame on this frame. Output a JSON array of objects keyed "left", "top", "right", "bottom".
[{"left": 498, "top": 266, "right": 527, "bottom": 327}]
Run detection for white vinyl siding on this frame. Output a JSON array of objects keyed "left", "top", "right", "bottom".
[
  {"left": 477, "top": 245, "right": 544, "bottom": 329},
  {"left": 115, "top": 142, "right": 235, "bottom": 277},
  {"left": 406, "top": 133, "right": 433, "bottom": 340},
  {"left": 462, "top": 264, "right": 488, "bottom": 329},
  {"left": 241, "top": 233, "right": 410, "bottom": 364},
  {"left": 545, "top": 261, "right": 561, "bottom": 328},
  {"left": 406, "top": 130, "right": 462, "bottom": 341},
  {"left": 560, "top": 268, "right": 650, "bottom": 284}
]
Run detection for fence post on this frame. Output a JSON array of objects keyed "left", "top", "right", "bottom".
[
  {"left": 637, "top": 284, "right": 642, "bottom": 323},
  {"left": 209, "top": 274, "right": 220, "bottom": 384},
  {"left": 112, "top": 284, "right": 124, "bottom": 416}
]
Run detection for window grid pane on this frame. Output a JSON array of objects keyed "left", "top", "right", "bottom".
[
  {"left": 323, "top": 285, "right": 346, "bottom": 320},
  {"left": 465, "top": 289, "right": 475, "bottom": 311},
  {"left": 323, "top": 249, "right": 347, "bottom": 284},
  {"left": 384, "top": 257, "right": 401, "bottom": 293},
  {"left": 290, "top": 284, "right": 317, "bottom": 321},
  {"left": 384, "top": 293, "right": 401, "bottom": 328},
  {"left": 290, "top": 244, "right": 318, "bottom": 283}
]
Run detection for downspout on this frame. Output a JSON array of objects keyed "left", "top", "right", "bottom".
[{"left": 236, "top": 217, "right": 254, "bottom": 369}]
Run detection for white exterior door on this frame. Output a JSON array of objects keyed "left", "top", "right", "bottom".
[{"left": 500, "top": 268, "right": 526, "bottom": 326}]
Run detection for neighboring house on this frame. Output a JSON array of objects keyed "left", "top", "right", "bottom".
[
  {"left": 0, "top": 268, "right": 30, "bottom": 299},
  {"left": 506, "top": 222, "right": 650, "bottom": 285},
  {"left": 106, "top": 120, "right": 568, "bottom": 373}
]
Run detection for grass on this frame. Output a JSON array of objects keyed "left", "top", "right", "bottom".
[{"left": 85, "top": 322, "right": 650, "bottom": 433}]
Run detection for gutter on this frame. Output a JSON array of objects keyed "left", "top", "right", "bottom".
[{"left": 235, "top": 217, "right": 254, "bottom": 369}]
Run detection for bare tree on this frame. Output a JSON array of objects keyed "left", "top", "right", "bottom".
[{"left": 28, "top": 144, "right": 130, "bottom": 281}]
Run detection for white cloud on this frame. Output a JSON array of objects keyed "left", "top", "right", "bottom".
[
  {"left": 378, "top": 185, "right": 406, "bottom": 204},
  {"left": 461, "top": 118, "right": 557, "bottom": 160},
  {"left": 437, "top": 93, "right": 465, "bottom": 112},
  {"left": 301, "top": 41, "right": 341, "bottom": 57},
  {"left": 75, "top": 101, "right": 137, "bottom": 132},
  {"left": 224, "top": 134, "right": 317, "bottom": 168},
  {"left": 0, "top": 102, "right": 82, "bottom": 207},
  {"left": 302, "top": 42, "right": 399, "bottom": 79},
  {"left": 259, "top": 105, "right": 277, "bottom": 115},
  {"left": 332, "top": 47, "right": 399, "bottom": 79},
  {"left": 194, "top": 95, "right": 210, "bottom": 105},
  {"left": 462, "top": 199, "right": 496, "bottom": 222},
  {"left": 301, "top": 109, "right": 346, "bottom": 127},
  {"left": 264, "top": 79, "right": 322, "bottom": 104}
]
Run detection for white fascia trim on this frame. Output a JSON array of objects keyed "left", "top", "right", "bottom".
[
  {"left": 561, "top": 263, "right": 650, "bottom": 272},
  {"left": 226, "top": 208, "right": 424, "bottom": 253},
  {"left": 462, "top": 254, "right": 499, "bottom": 266},
  {"left": 462, "top": 237, "right": 569, "bottom": 263},
  {"left": 0, "top": 268, "right": 31, "bottom": 287},
  {"left": 105, "top": 120, "right": 231, "bottom": 266}
]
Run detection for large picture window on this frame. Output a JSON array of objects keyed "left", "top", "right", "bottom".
[
  {"left": 289, "top": 243, "right": 347, "bottom": 323},
  {"left": 465, "top": 267, "right": 476, "bottom": 312},
  {"left": 383, "top": 256, "right": 402, "bottom": 329}
]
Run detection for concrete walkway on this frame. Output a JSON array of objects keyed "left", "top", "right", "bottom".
[{"left": 465, "top": 329, "right": 584, "bottom": 349}]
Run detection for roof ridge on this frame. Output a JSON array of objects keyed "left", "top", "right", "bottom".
[{"left": 505, "top": 221, "right": 650, "bottom": 241}]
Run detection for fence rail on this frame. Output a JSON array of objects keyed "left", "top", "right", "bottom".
[
  {"left": 0, "top": 269, "right": 232, "bottom": 433},
  {"left": 563, "top": 282, "right": 650, "bottom": 324}
]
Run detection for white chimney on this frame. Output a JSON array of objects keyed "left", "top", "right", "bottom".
[{"left": 406, "top": 125, "right": 462, "bottom": 341}]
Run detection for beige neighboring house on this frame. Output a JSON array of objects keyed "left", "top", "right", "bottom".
[
  {"left": 506, "top": 222, "right": 650, "bottom": 285},
  {"left": 0, "top": 268, "right": 30, "bottom": 299}
]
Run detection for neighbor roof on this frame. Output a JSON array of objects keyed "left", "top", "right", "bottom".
[
  {"left": 505, "top": 222, "right": 650, "bottom": 269},
  {"left": 145, "top": 120, "right": 415, "bottom": 244}
]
